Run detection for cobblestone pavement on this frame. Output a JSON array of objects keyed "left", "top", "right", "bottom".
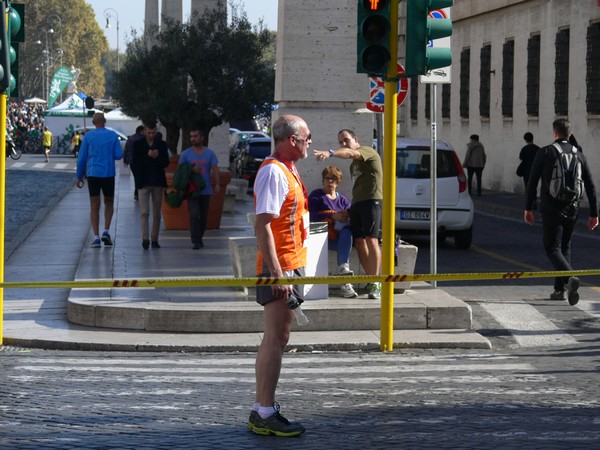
[{"left": 1, "top": 346, "right": 599, "bottom": 449}]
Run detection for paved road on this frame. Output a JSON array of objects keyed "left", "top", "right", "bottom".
[
  {"left": 4, "top": 155, "right": 76, "bottom": 258},
  {"left": 1, "top": 346, "right": 599, "bottom": 449}
]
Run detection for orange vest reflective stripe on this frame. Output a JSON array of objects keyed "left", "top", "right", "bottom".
[{"left": 255, "top": 158, "right": 308, "bottom": 273}]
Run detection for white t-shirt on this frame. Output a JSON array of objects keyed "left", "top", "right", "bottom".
[{"left": 254, "top": 157, "right": 290, "bottom": 218}]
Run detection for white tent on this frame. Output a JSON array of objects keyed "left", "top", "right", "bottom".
[
  {"left": 104, "top": 108, "right": 141, "bottom": 137},
  {"left": 24, "top": 97, "right": 47, "bottom": 104},
  {"left": 43, "top": 94, "right": 99, "bottom": 137}
]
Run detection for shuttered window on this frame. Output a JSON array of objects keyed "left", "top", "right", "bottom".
[
  {"left": 586, "top": 22, "right": 600, "bottom": 114},
  {"left": 442, "top": 83, "right": 450, "bottom": 118},
  {"left": 460, "top": 48, "right": 470, "bottom": 118},
  {"left": 479, "top": 44, "right": 491, "bottom": 118},
  {"left": 526, "top": 34, "right": 540, "bottom": 116},
  {"left": 502, "top": 40, "right": 514, "bottom": 118},
  {"left": 554, "top": 28, "right": 569, "bottom": 116},
  {"left": 410, "top": 77, "right": 418, "bottom": 120}
]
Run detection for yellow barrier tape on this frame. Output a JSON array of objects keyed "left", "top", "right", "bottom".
[{"left": 1, "top": 269, "right": 600, "bottom": 289}]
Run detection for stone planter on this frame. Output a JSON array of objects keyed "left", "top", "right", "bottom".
[{"left": 161, "top": 161, "right": 232, "bottom": 230}]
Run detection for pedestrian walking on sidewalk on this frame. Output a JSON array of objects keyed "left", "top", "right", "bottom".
[
  {"left": 308, "top": 165, "right": 357, "bottom": 298},
  {"left": 76, "top": 112, "right": 123, "bottom": 248},
  {"left": 43, "top": 127, "right": 52, "bottom": 163},
  {"left": 177, "top": 127, "right": 220, "bottom": 249},
  {"left": 131, "top": 122, "right": 169, "bottom": 249},
  {"left": 524, "top": 118, "right": 598, "bottom": 305},
  {"left": 123, "top": 124, "right": 144, "bottom": 201},
  {"left": 463, "top": 134, "right": 486, "bottom": 196},
  {"left": 518, "top": 132, "right": 539, "bottom": 190},
  {"left": 314, "top": 129, "right": 383, "bottom": 299},
  {"left": 248, "top": 114, "right": 309, "bottom": 437}
]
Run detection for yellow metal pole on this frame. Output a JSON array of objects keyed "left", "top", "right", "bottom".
[
  {"left": 380, "top": 1, "right": 399, "bottom": 352},
  {"left": 0, "top": 91, "right": 6, "bottom": 343}
]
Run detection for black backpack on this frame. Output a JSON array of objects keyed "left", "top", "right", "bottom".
[{"left": 548, "top": 143, "right": 583, "bottom": 204}]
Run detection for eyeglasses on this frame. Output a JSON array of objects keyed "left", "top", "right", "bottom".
[{"left": 293, "top": 134, "right": 312, "bottom": 144}]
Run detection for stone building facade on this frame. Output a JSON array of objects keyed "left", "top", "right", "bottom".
[{"left": 406, "top": 0, "right": 600, "bottom": 194}]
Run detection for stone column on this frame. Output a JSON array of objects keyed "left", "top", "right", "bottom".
[
  {"left": 162, "top": 0, "right": 182, "bottom": 23},
  {"left": 144, "top": 0, "right": 159, "bottom": 35},
  {"left": 274, "top": 0, "right": 372, "bottom": 198}
]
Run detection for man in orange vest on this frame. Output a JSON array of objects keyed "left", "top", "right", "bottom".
[{"left": 247, "top": 115, "right": 310, "bottom": 437}]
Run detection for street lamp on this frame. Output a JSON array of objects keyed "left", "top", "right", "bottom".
[
  {"left": 104, "top": 8, "right": 120, "bottom": 72},
  {"left": 35, "top": 31, "right": 52, "bottom": 101},
  {"left": 46, "top": 14, "right": 63, "bottom": 68}
]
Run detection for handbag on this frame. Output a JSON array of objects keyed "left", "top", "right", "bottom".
[{"left": 516, "top": 161, "right": 526, "bottom": 177}]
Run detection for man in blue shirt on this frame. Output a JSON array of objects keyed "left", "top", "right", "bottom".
[{"left": 76, "top": 112, "right": 123, "bottom": 248}]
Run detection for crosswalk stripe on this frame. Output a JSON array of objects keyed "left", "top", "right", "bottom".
[
  {"left": 480, "top": 301, "right": 578, "bottom": 347},
  {"left": 11, "top": 363, "right": 534, "bottom": 374}
]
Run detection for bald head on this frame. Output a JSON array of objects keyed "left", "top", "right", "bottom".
[{"left": 92, "top": 113, "right": 106, "bottom": 128}]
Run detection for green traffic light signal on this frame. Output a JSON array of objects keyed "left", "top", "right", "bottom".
[
  {"left": 357, "top": 0, "right": 392, "bottom": 75},
  {"left": 0, "top": 1, "right": 11, "bottom": 93},
  {"left": 7, "top": 3, "right": 23, "bottom": 97},
  {"left": 405, "top": 0, "right": 453, "bottom": 77}
]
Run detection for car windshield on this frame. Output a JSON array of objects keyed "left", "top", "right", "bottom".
[
  {"left": 249, "top": 143, "right": 272, "bottom": 158},
  {"left": 396, "top": 148, "right": 458, "bottom": 179}
]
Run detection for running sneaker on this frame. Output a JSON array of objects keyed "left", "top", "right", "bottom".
[
  {"left": 366, "top": 282, "right": 381, "bottom": 299},
  {"left": 90, "top": 238, "right": 102, "bottom": 248},
  {"left": 567, "top": 276, "right": 580, "bottom": 306},
  {"left": 335, "top": 263, "right": 353, "bottom": 276},
  {"left": 340, "top": 283, "right": 358, "bottom": 298},
  {"left": 247, "top": 403, "right": 305, "bottom": 437},
  {"left": 549, "top": 290, "right": 566, "bottom": 301},
  {"left": 101, "top": 232, "right": 113, "bottom": 246}
]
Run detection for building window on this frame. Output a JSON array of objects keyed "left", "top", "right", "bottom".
[
  {"left": 502, "top": 40, "right": 514, "bottom": 118},
  {"left": 479, "top": 44, "right": 491, "bottom": 118},
  {"left": 527, "top": 34, "right": 540, "bottom": 116},
  {"left": 586, "top": 22, "right": 600, "bottom": 114},
  {"left": 555, "top": 28, "right": 570, "bottom": 116},
  {"left": 442, "top": 83, "right": 450, "bottom": 118},
  {"left": 410, "top": 77, "right": 418, "bottom": 120},
  {"left": 460, "top": 48, "right": 470, "bottom": 118}
]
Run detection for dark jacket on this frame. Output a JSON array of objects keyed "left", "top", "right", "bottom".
[
  {"left": 519, "top": 143, "right": 539, "bottom": 178},
  {"left": 526, "top": 138, "right": 598, "bottom": 217},
  {"left": 131, "top": 138, "right": 169, "bottom": 190}
]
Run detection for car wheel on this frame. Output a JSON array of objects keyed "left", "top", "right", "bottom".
[{"left": 454, "top": 227, "right": 472, "bottom": 250}]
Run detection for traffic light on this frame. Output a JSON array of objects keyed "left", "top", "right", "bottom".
[
  {"left": 8, "top": 3, "right": 24, "bottom": 97},
  {"left": 405, "top": 0, "right": 453, "bottom": 77},
  {"left": 0, "top": 1, "right": 10, "bottom": 93},
  {"left": 356, "top": 0, "right": 392, "bottom": 75}
]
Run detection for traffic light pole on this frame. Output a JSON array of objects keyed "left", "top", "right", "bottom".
[
  {"left": 0, "top": 0, "right": 7, "bottom": 343},
  {"left": 380, "top": 0, "right": 399, "bottom": 352}
]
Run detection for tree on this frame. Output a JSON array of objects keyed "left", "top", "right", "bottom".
[
  {"left": 18, "top": 0, "right": 109, "bottom": 99},
  {"left": 113, "top": 1, "right": 275, "bottom": 152}
]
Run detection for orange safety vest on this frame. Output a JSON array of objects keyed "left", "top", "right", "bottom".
[{"left": 255, "top": 157, "right": 308, "bottom": 274}]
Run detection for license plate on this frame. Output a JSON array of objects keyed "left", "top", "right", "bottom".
[{"left": 400, "top": 210, "right": 430, "bottom": 220}]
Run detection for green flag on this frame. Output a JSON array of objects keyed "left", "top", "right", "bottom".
[{"left": 47, "top": 66, "right": 75, "bottom": 108}]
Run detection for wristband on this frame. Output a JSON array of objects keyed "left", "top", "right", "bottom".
[{"left": 329, "top": 149, "right": 335, "bottom": 158}]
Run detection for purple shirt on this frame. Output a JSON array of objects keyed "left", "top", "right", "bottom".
[
  {"left": 178, "top": 146, "right": 219, "bottom": 195},
  {"left": 308, "top": 188, "right": 351, "bottom": 222}
]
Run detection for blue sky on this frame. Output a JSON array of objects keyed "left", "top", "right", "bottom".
[{"left": 86, "top": 0, "right": 278, "bottom": 50}]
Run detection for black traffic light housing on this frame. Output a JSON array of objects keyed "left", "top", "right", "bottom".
[{"left": 356, "top": 0, "right": 392, "bottom": 75}]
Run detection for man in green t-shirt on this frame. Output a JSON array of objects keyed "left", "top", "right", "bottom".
[{"left": 314, "top": 129, "right": 383, "bottom": 299}]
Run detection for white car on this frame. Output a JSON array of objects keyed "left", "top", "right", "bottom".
[
  {"left": 73, "top": 126, "right": 128, "bottom": 151},
  {"left": 395, "top": 138, "right": 474, "bottom": 249}
]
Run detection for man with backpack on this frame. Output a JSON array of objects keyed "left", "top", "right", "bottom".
[{"left": 524, "top": 118, "right": 598, "bottom": 305}]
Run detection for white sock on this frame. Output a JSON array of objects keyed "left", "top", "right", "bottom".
[
  {"left": 257, "top": 405, "right": 276, "bottom": 419},
  {"left": 94, "top": 235, "right": 100, "bottom": 240},
  {"left": 252, "top": 402, "right": 260, "bottom": 412}
]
